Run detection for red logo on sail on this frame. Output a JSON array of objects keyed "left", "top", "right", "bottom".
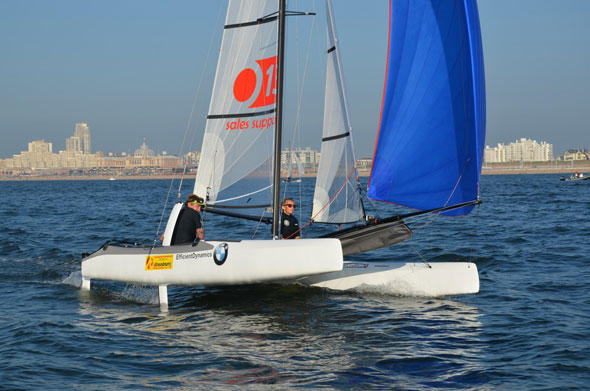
[{"left": 233, "top": 56, "right": 277, "bottom": 108}]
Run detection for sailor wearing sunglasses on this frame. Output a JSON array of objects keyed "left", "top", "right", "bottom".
[{"left": 280, "top": 198, "right": 300, "bottom": 239}]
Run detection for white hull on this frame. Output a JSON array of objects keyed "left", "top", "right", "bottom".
[
  {"left": 293, "top": 261, "right": 479, "bottom": 296},
  {"left": 81, "top": 236, "right": 479, "bottom": 304},
  {"left": 81, "top": 238, "right": 343, "bottom": 287},
  {"left": 81, "top": 239, "right": 478, "bottom": 298}
]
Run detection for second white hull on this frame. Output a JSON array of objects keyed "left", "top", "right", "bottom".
[{"left": 293, "top": 261, "right": 479, "bottom": 296}]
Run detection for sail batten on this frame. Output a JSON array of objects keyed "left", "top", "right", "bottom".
[
  {"left": 322, "top": 132, "right": 350, "bottom": 142},
  {"left": 207, "top": 108, "right": 276, "bottom": 119},
  {"left": 368, "top": 0, "right": 486, "bottom": 217},
  {"left": 224, "top": 15, "right": 278, "bottom": 29}
]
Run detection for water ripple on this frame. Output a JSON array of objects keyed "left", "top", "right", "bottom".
[{"left": 0, "top": 176, "right": 589, "bottom": 389}]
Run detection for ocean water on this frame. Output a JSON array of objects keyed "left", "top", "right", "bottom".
[{"left": 0, "top": 174, "right": 588, "bottom": 390}]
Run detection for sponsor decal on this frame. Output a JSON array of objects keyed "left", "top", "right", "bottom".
[
  {"left": 225, "top": 116, "right": 275, "bottom": 131},
  {"left": 233, "top": 56, "right": 277, "bottom": 108},
  {"left": 225, "top": 56, "right": 277, "bottom": 132},
  {"left": 175, "top": 251, "right": 213, "bottom": 261},
  {"left": 213, "top": 243, "right": 229, "bottom": 266},
  {"left": 344, "top": 263, "right": 369, "bottom": 269},
  {"left": 145, "top": 254, "right": 173, "bottom": 271}
]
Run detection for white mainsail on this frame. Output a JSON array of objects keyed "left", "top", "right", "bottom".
[
  {"left": 195, "top": 0, "right": 278, "bottom": 210},
  {"left": 311, "top": 0, "right": 363, "bottom": 223}
]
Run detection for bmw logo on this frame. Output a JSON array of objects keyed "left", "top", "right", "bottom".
[{"left": 213, "top": 243, "right": 229, "bottom": 265}]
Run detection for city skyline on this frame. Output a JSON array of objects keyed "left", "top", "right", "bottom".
[
  {"left": 4, "top": 121, "right": 589, "bottom": 172},
  {"left": 3, "top": 122, "right": 577, "bottom": 162},
  {"left": 1, "top": 1, "right": 589, "bottom": 158},
  {"left": 7, "top": 124, "right": 587, "bottom": 172},
  {"left": 0, "top": 121, "right": 327, "bottom": 158}
]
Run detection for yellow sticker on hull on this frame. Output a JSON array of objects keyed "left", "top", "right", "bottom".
[{"left": 145, "top": 254, "right": 173, "bottom": 271}]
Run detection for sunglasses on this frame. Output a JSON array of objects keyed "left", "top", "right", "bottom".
[{"left": 283, "top": 203, "right": 296, "bottom": 208}]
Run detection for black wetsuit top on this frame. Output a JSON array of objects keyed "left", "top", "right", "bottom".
[
  {"left": 171, "top": 206, "right": 202, "bottom": 245},
  {"left": 281, "top": 213, "right": 300, "bottom": 239}
]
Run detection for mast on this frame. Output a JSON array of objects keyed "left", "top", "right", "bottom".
[{"left": 272, "top": 0, "right": 287, "bottom": 238}]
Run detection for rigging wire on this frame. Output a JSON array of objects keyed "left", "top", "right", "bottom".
[
  {"left": 281, "top": 0, "right": 316, "bottom": 231},
  {"left": 405, "top": 160, "right": 469, "bottom": 233},
  {"left": 404, "top": 170, "right": 479, "bottom": 267},
  {"left": 286, "top": 167, "right": 356, "bottom": 238},
  {"left": 406, "top": 199, "right": 482, "bottom": 267},
  {"left": 213, "top": 185, "right": 273, "bottom": 204},
  {"left": 251, "top": 209, "right": 271, "bottom": 239},
  {"left": 411, "top": 243, "right": 432, "bottom": 267},
  {"left": 176, "top": 3, "right": 225, "bottom": 196},
  {"left": 152, "top": 3, "right": 225, "bottom": 245},
  {"left": 463, "top": 196, "right": 482, "bottom": 265}
]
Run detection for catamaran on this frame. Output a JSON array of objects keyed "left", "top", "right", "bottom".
[{"left": 81, "top": 0, "right": 486, "bottom": 306}]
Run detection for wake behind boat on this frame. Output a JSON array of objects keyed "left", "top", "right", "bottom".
[{"left": 81, "top": 0, "right": 486, "bottom": 307}]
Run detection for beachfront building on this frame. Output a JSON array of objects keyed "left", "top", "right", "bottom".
[
  {"left": 97, "top": 154, "right": 182, "bottom": 170},
  {"left": 97, "top": 141, "right": 182, "bottom": 170},
  {"left": 0, "top": 130, "right": 182, "bottom": 174},
  {"left": 2, "top": 140, "right": 56, "bottom": 169},
  {"left": 281, "top": 148, "right": 321, "bottom": 171},
  {"left": 64, "top": 123, "right": 91, "bottom": 154},
  {"left": 354, "top": 157, "right": 371, "bottom": 174},
  {"left": 0, "top": 139, "right": 101, "bottom": 170},
  {"left": 57, "top": 149, "right": 99, "bottom": 169},
  {"left": 562, "top": 149, "right": 589, "bottom": 161},
  {"left": 484, "top": 138, "right": 553, "bottom": 163},
  {"left": 484, "top": 144, "right": 505, "bottom": 163},
  {"left": 65, "top": 135, "right": 81, "bottom": 152},
  {"left": 184, "top": 151, "right": 201, "bottom": 167},
  {"left": 74, "top": 122, "right": 91, "bottom": 154},
  {"left": 0, "top": 122, "right": 95, "bottom": 169}
]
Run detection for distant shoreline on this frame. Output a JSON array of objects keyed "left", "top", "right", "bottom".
[
  {"left": 481, "top": 166, "right": 590, "bottom": 175},
  {"left": 2, "top": 166, "right": 590, "bottom": 181}
]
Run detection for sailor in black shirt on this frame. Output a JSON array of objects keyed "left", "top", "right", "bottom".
[
  {"left": 170, "top": 194, "right": 205, "bottom": 245},
  {"left": 280, "top": 198, "right": 300, "bottom": 239}
]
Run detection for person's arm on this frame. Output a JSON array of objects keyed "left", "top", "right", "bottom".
[
  {"left": 196, "top": 227, "right": 204, "bottom": 240},
  {"left": 294, "top": 217, "right": 301, "bottom": 239}
]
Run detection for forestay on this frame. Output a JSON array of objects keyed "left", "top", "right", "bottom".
[
  {"left": 312, "top": 0, "right": 364, "bottom": 224},
  {"left": 368, "top": 0, "right": 486, "bottom": 216},
  {"left": 195, "top": 0, "right": 279, "bottom": 214}
]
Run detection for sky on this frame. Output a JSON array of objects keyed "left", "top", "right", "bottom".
[{"left": 1, "top": 0, "right": 589, "bottom": 159}]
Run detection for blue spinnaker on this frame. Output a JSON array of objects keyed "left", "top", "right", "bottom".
[{"left": 368, "top": 0, "right": 486, "bottom": 216}]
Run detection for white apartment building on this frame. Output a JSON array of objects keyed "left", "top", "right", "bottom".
[
  {"left": 74, "top": 122, "right": 91, "bottom": 154},
  {"left": 66, "top": 135, "right": 81, "bottom": 152},
  {"left": 484, "top": 138, "right": 553, "bottom": 163},
  {"left": 281, "top": 147, "right": 321, "bottom": 170}
]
